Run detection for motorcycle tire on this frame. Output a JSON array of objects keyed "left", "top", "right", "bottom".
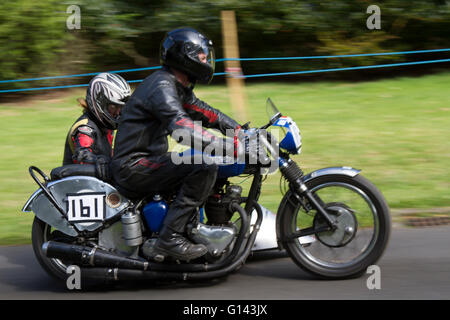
[
  {"left": 31, "top": 217, "right": 71, "bottom": 281},
  {"left": 279, "top": 174, "right": 391, "bottom": 279}
]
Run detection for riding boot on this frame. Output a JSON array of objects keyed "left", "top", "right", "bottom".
[
  {"left": 152, "top": 188, "right": 212, "bottom": 261},
  {"left": 153, "top": 225, "right": 207, "bottom": 261}
]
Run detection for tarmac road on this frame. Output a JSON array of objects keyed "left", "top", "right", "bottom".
[{"left": 0, "top": 225, "right": 449, "bottom": 300}]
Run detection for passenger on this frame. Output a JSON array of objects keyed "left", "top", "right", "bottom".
[{"left": 63, "top": 73, "right": 131, "bottom": 181}]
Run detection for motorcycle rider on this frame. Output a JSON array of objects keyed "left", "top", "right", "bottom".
[
  {"left": 63, "top": 73, "right": 131, "bottom": 182},
  {"left": 111, "top": 28, "right": 244, "bottom": 261}
]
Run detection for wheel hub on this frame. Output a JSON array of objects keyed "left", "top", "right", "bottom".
[{"left": 313, "top": 202, "right": 358, "bottom": 247}]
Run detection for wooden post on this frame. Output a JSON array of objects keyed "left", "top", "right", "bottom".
[{"left": 221, "top": 10, "right": 248, "bottom": 122}]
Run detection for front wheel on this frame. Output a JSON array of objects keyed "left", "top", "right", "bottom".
[{"left": 279, "top": 174, "right": 391, "bottom": 279}]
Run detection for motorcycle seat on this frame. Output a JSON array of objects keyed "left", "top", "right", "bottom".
[
  {"left": 112, "top": 183, "right": 143, "bottom": 201},
  {"left": 50, "top": 164, "right": 151, "bottom": 201},
  {"left": 50, "top": 164, "right": 97, "bottom": 180}
]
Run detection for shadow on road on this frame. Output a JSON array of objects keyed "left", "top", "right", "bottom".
[
  {"left": 247, "top": 249, "right": 288, "bottom": 262},
  {"left": 0, "top": 245, "right": 66, "bottom": 295},
  {"left": 81, "top": 251, "right": 293, "bottom": 292},
  {"left": 237, "top": 249, "right": 319, "bottom": 281}
]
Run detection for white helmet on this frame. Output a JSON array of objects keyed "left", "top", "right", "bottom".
[{"left": 86, "top": 73, "right": 131, "bottom": 129}]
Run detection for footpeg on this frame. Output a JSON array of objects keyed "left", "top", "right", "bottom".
[
  {"left": 153, "top": 254, "right": 165, "bottom": 263},
  {"left": 142, "top": 238, "right": 166, "bottom": 262}
]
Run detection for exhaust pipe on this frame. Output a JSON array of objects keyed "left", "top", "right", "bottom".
[
  {"left": 43, "top": 241, "right": 149, "bottom": 270},
  {"left": 80, "top": 215, "right": 260, "bottom": 283},
  {"left": 45, "top": 202, "right": 264, "bottom": 283},
  {"left": 79, "top": 202, "right": 264, "bottom": 283}
]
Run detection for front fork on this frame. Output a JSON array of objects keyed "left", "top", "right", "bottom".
[{"left": 279, "top": 158, "right": 337, "bottom": 232}]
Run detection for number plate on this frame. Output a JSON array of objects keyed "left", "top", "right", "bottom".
[{"left": 66, "top": 192, "right": 106, "bottom": 222}]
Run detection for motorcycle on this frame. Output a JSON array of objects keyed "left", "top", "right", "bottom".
[{"left": 22, "top": 98, "right": 390, "bottom": 285}]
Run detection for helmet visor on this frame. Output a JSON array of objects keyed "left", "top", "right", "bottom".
[
  {"left": 199, "top": 42, "right": 215, "bottom": 83},
  {"left": 185, "top": 38, "right": 215, "bottom": 77},
  {"left": 206, "top": 45, "right": 215, "bottom": 74},
  {"left": 185, "top": 40, "right": 216, "bottom": 70}
]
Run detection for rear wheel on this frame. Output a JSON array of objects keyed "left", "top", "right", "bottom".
[
  {"left": 31, "top": 217, "right": 74, "bottom": 280},
  {"left": 280, "top": 174, "right": 391, "bottom": 279}
]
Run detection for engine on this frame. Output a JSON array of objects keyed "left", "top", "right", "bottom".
[
  {"left": 142, "top": 183, "right": 243, "bottom": 261},
  {"left": 204, "top": 183, "right": 243, "bottom": 225}
]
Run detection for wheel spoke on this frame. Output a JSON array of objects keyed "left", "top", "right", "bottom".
[
  {"left": 293, "top": 182, "right": 379, "bottom": 267},
  {"left": 43, "top": 223, "right": 72, "bottom": 272}
]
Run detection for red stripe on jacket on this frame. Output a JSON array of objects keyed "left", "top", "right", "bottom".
[
  {"left": 175, "top": 118, "right": 215, "bottom": 140},
  {"left": 183, "top": 103, "right": 218, "bottom": 124}
]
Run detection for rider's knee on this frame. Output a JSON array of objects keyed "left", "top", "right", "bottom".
[{"left": 197, "top": 162, "right": 218, "bottom": 177}]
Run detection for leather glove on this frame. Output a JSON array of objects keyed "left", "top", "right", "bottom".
[
  {"left": 73, "top": 148, "right": 96, "bottom": 165},
  {"left": 235, "top": 128, "right": 260, "bottom": 164},
  {"left": 95, "top": 155, "right": 111, "bottom": 182}
]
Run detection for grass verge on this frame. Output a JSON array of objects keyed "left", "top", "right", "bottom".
[{"left": 1, "top": 72, "right": 449, "bottom": 244}]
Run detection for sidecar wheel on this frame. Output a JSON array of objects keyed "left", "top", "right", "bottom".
[
  {"left": 32, "top": 217, "right": 72, "bottom": 281},
  {"left": 280, "top": 174, "right": 391, "bottom": 279}
]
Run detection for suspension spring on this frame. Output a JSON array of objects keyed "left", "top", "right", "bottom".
[{"left": 279, "top": 158, "right": 305, "bottom": 187}]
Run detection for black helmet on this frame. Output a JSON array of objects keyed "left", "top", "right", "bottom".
[
  {"left": 85, "top": 73, "right": 131, "bottom": 130},
  {"left": 160, "top": 27, "right": 215, "bottom": 84}
]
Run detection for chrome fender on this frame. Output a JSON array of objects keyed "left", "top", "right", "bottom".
[
  {"left": 302, "top": 166, "right": 361, "bottom": 182},
  {"left": 275, "top": 166, "right": 361, "bottom": 248},
  {"left": 22, "top": 176, "right": 130, "bottom": 237}
]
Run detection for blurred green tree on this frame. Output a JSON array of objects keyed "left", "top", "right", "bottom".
[
  {"left": 0, "top": 0, "right": 70, "bottom": 87},
  {"left": 1, "top": 0, "right": 449, "bottom": 89},
  {"left": 77, "top": 0, "right": 450, "bottom": 76}
]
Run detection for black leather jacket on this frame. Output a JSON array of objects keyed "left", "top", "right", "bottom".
[
  {"left": 63, "top": 112, "right": 114, "bottom": 166},
  {"left": 112, "top": 67, "right": 240, "bottom": 167}
]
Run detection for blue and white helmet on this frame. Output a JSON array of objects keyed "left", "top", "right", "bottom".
[{"left": 86, "top": 73, "right": 131, "bottom": 129}]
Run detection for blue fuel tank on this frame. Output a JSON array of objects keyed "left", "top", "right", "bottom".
[{"left": 143, "top": 195, "right": 168, "bottom": 233}]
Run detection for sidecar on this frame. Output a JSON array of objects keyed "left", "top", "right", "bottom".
[
  {"left": 22, "top": 164, "right": 302, "bottom": 255},
  {"left": 22, "top": 165, "right": 129, "bottom": 237}
]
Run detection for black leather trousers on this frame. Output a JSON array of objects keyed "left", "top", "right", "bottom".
[{"left": 113, "top": 153, "right": 218, "bottom": 234}]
